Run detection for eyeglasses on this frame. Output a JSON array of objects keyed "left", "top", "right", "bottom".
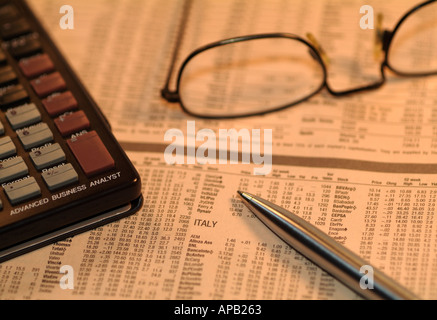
[{"left": 161, "top": 0, "right": 437, "bottom": 119}]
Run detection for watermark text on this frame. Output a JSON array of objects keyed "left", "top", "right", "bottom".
[
  {"left": 164, "top": 121, "right": 272, "bottom": 175},
  {"left": 59, "top": 5, "right": 74, "bottom": 30}
]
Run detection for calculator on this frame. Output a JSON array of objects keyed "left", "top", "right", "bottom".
[{"left": 0, "top": 0, "right": 143, "bottom": 262}]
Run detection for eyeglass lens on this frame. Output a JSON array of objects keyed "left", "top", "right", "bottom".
[
  {"left": 178, "top": 37, "right": 325, "bottom": 118},
  {"left": 388, "top": 1, "right": 437, "bottom": 75}
]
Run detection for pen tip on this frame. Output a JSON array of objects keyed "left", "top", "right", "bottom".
[{"left": 237, "top": 190, "right": 253, "bottom": 200}]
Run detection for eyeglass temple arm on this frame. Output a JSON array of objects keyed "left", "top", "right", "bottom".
[
  {"left": 373, "top": 12, "right": 394, "bottom": 59},
  {"left": 161, "top": 0, "right": 193, "bottom": 103},
  {"left": 306, "top": 33, "right": 330, "bottom": 66},
  {"left": 161, "top": 87, "right": 180, "bottom": 102},
  {"left": 373, "top": 13, "right": 385, "bottom": 60}
]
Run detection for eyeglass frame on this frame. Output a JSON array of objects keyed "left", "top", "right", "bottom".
[{"left": 161, "top": 0, "right": 437, "bottom": 119}]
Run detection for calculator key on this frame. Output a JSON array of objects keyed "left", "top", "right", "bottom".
[
  {"left": 0, "top": 49, "right": 6, "bottom": 64},
  {"left": 17, "top": 122, "right": 53, "bottom": 149},
  {"left": 30, "top": 143, "right": 66, "bottom": 170},
  {"left": 6, "top": 103, "right": 41, "bottom": 129},
  {"left": 41, "top": 163, "right": 78, "bottom": 190},
  {"left": 19, "top": 53, "right": 55, "bottom": 78},
  {"left": 0, "top": 156, "right": 28, "bottom": 183},
  {"left": 67, "top": 131, "right": 115, "bottom": 177},
  {"left": 0, "top": 84, "right": 28, "bottom": 108},
  {"left": 0, "top": 65, "right": 17, "bottom": 86},
  {"left": 42, "top": 91, "right": 77, "bottom": 116},
  {"left": 0, "top": 119, "right": 4, "bottom": 135},
  {"left": 55, "top": 110, "right": 90, "bottom": 136},
  {"left": 9, "top": 34, "right": 41, "bottom": 58},
  {"left": 30, "top": 72, "right": 66, "bottom": 97},
  {"left": 0, "top": 4, "right": 19, "bottom": 22},
  {"left": 0, "top": 18, "right": 31, "bottom": 40},
  {"left": 4, "top": 176, "right": 41, "bottom": 205},
  {"left": 0, "top": 136, "right": 15, "bottom": 158}
]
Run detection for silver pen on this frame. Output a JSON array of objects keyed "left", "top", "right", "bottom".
[{"left": 238, "top": 191, "right": 420, "bottom": 300}]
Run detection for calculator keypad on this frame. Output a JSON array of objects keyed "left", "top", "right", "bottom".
[{"left": 0, "top": 7, "right": 114, "bottom": 206}]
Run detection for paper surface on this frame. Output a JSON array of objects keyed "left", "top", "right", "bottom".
[{"left": 1, "top": 0, "right": 437, "bottom": 300}]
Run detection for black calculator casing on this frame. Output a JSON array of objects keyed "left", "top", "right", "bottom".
[{"left": 0, "top": 0, "right": 143, "bottom": 262}]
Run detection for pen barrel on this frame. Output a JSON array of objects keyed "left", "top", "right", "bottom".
[
  {"left": 277, "top": 222, "right": 416, "bottom": 300},
  {"left": 239, "top": 192, "right": 419, "bottom": 300}
]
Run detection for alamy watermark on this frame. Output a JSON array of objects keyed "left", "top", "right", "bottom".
[
  {"left": 59, "top": 5, "right": 74, "bottom": 30},
  {"left": 360, "top": 5, "right": 374, "bottom": 30},
  {"left": 164, "top": 121, "right": 272, "bottom": 175},
  {"left": 359, "top": 265, "right": 374, "bottom": 290},
  {"left": 59, "top": 265, "right": 74, "bottom": 290}
]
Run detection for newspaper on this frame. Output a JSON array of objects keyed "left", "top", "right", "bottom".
[{"left": 1, "top": 0, "right": 436, "bottom": 300}]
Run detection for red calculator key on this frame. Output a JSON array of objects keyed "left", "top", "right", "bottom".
[
  {"left": 19, "top": 53, "right": 54, "bottom": 78},
  {"left": 55, "top": 110, "right": 90, "bottom": 136},
  {"left": 42, "top": 91, "right": 77, "bottom": 116},
  {"left": 67, "top": 131, "right": 115, "bottom": 177},
  {"left": 30, "top": 72, "right": 66, "bottom": 97}
]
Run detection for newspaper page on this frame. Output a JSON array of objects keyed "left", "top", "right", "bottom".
[{"left": 1, "top": 0, "right": 437, "bottom": 301}]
